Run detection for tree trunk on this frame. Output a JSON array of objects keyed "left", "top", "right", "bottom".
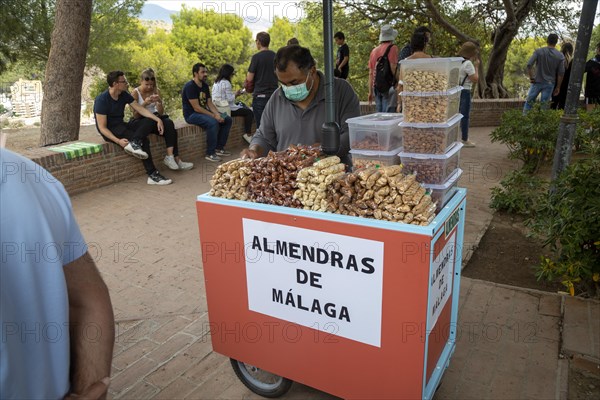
[
  {"left": 483, "top": 0, "right": 535, "bottom": 98},
  {"left": 39, "top": 0, "right": 92, "bottom": 146}
]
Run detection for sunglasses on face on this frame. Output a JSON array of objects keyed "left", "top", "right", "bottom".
[{"left": 143, "top": 76, "right": 156, "bottom": 81}]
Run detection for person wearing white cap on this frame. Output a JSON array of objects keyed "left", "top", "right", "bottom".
[{"left": 368, "top": 24, "right": 399, "bottom": 113}]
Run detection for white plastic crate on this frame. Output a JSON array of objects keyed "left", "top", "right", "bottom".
[
  {"left": 346, "top": 113, "right": 403, "bottom": 151},
  {"left": 398, "top": 142, "right": 463, "bottom": 184},
  {"left": 400, "top": 114, "right": 462, "bottom": 154}
]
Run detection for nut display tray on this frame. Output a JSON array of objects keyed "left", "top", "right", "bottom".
[
  {"left": 346, "top": 113, "right": 403, "bottom": 151},
  {"left": 399, "top": 114, "right": 462, "bottom": 154},
  {"left": 398, "top": 142, "right": 463, "bottom": 184},
  {"left": 350, "top": 146, "right": 402, "bottom": 170},
  {"left": 422, "top": 168, "right": 463, "bottom": 211},
  {"left": 400, "top": 86, "right": 462, "bottom": 123},
  {"left": 399, "top": 57, "right": 463, "bottom": 92}
]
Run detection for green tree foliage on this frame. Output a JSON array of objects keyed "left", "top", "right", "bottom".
[
  {"left": 269, "top": 17, "right": 297, "bottom": 50},
  {"left": 503, "top": 37, "right": 546, "bottom": 98},
  {"left": 170, "top": 7, "right": 253, "bottom": 73},
  {"left": 0, "top": 0, "right": 144, "bottom": 73}
]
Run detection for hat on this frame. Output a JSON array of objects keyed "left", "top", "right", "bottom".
[
  {"left": 379, "top": 25, "right": 398, "bottom": 42},
  {"left": 458, "top": 41, "right": 479, "bottom": 59}
]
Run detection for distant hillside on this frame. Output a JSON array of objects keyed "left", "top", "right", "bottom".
[{"left": 140, "top": 3, "right": 176, "bottom": 23}]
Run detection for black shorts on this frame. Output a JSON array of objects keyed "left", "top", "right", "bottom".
[{"left": 585, "top": 97, "right": 600, "bottom": 105}]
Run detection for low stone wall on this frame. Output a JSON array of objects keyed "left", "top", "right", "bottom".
[
  {"left": 20, "top": 117, "right": 249, "bottom": 195},
  {"left": 21, "top": 98, "right": 538, "bottom": 195}
]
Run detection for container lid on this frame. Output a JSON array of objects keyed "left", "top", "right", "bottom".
[
  {"left": 400, "top": 86, "right": 462, "bottom": 97},
  {"left": 399, "top": 56, "right": 464, "bottom": 66},
  {"left": 398, "top": 142, "right": 464, "bottom": 159},
  {"left": 346, "top": 113, "right": 403, "bottom": 126},
  {"left": 350, "top": 146, "right": 403, "bottom": 156},
  {"left": 399, "top": 114, "right": 463, "bottom": 128},
  {"left": 422, "top": 168, "right": 463, "bottom": 190}
]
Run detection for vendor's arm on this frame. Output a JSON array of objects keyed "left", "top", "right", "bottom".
[
  {"left": 130, "top": 101, "right": 164, "bottom": 134},
  {"left": 95, "top": 114, "right": 128, "bottom": 148}
]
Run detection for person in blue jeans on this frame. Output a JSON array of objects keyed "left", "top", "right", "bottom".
[
  {"left": 523, "top": 33, "right": 565, "bottom": 113},
  {"left": 458, "top": 41, "right": 480, "bottom": 147},
  {"left": 182, "top": 62, "right": 233, "bottom": 162}
]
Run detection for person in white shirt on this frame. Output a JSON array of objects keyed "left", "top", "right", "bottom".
[
  {"left": 213, "top": 64, "right": 255, "bottom": 144},
  {"left": 458, "top": 41, "right": 480, "bottom": 148}
]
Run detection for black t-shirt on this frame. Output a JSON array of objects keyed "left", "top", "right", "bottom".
[
  {"left": 182, "top": 79, "right": 211, "bottom": 119},
  {"left": 93, "top": 90, "right": 134, "bottom": 129},
  {"left": 248, "top": 50, "right": 278, "bottom": 97},
  {"left": 585, "top": 56, "right": 600, "bottom": 98},
  {"left": 336, "top": 43, "right": 350, "bottom": 77}
]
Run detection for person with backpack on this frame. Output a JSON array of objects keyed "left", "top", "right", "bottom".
[{"left": 368, "top": 25, "right": 399, "bottom": 112}]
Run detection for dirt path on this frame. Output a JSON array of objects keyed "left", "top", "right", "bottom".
[{"left": 2, "top": 125, "right": 102, "bottom": 152}]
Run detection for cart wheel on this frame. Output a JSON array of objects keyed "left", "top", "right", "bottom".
[{"left": 230, "top": 358, "right": 293, "bottom": 398}]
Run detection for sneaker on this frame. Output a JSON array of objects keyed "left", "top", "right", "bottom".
[
  {"left": 243, "top": 133, "right": 253, "bottom": 144},
  {"left": 124, "top": 140, "right": 148, "bottom": 159},
  {"left": 163, "top": 155, "right": 179, "bottom": 170},
  {"left": 215, "top": 149, "right": 231, "bottom": 156},
  {"left": 461, "top": 140, "right": 476, "bottom": 148},
  {"left": 177, "top": 160, "right": 194, "bottom": 170},
  {"left": 205, "top": 154, "right": 222, "bottom": 162},
  {"left": 147, "top": 170, "right": 172, "bottom": 185}
]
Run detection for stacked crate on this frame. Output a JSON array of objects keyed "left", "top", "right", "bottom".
[
  {"left": 397, "top": 57, "right": 465, "bottom": 211},
  {"left": 346, "top": 113, "right": 404, "bottom": 169}
]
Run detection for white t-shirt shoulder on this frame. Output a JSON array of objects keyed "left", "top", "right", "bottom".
[{"left": 459, "top": 59, "right": 476, "bottom": 89}]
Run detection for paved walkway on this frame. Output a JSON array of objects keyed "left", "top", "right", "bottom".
[{"left": 67, "top": 127, "right": 599, "bottom": 399}]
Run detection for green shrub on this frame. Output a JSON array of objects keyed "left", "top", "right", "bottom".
[
  {"left": 490, "top": 169, "right": 548, "bottom": 216},
  {"left": 575, "top": 109, "right": 600, "bottom": 156},
  {"left": 528, "top": 158, "right": 600, "bottom": 297},
  {"left": 491, "top": 106, "right": 562, "bottom": 173}
]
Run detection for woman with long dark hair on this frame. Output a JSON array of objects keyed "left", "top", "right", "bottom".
[
  {"left": 212, "top": 64, "right": 255, "bottom": 143},
  {"left": 551, "top": 42, "right": 574, "bottom": 110}
]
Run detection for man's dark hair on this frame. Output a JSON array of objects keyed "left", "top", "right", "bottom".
[
  {"left": 216, "top": 63, "right": 235, "bottom": 83},
  {"left": 547, "top": 34, "right": 559, "bottom": 46},
  {"left": 334, "top": 31, "right": 345, "bottom": 40},
  {"left": 410, "top": 32, "right": 428, "bottom": 52},
  {"left": 287, "top": 37, "right": 299, "bottom": 46},
  {"left": 275, "top": 45, "right": 316, "bottom": 73},
  {"left": 192, "top": 62, "right": 206, "bottom": 76},
  {"left": 256, "top": 32, "right": 271, "bottom": 47},
  {"left": 414, "top": 26, "right": 431, "bottom": 35},
  {"left": 107, "top": 70, "right": 124, "bottom": 87}
]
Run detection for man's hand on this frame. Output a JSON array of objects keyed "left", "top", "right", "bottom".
[
  {"left": 240, "top": 148, "right": 258, "bottom": 159},
  {"left": 368, "top": 92, "right": 374, "bottom": 105},
  {"left": 116, "top": 138, "right": 129, "bottom": 148},
  {"left": 553, "top": 87, "right": 560, "bottom": 97},
  {"left": 65, "top": 377, "right": 110, "bottom": 400},
  {"left": 213, "top": 112, "right": 224, "bottom": 123},
  {"left": 156, "top": 119, "right": 164, "bottom": 135}
]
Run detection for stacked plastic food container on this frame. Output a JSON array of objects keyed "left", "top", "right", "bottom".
[
  {"left": 398, "top": 57, "right": 465, "bottom": 211},
  {"left": 346, "top": 113, "right": 404, "bottom": 169}
]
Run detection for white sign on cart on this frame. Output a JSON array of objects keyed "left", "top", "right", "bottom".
[{"left": 243, "top": 218, "right": 385, "bottom": 347}]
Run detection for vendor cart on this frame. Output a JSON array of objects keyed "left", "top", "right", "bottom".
[{"left": 196, "top": 188, "right": 466, "bottom": 399}]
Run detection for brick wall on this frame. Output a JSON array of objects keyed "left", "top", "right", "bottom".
[
  {"left": 21, "top": 117, "right": 249, "bottom": 196},
  {"left": 20, "top": 98, "right": 540, "bottom": 195}
]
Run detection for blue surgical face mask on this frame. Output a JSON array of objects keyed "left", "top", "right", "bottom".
[{"left": 281, "top": 71, "right": 314, "bottom": 102}]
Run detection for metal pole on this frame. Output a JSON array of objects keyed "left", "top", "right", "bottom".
[
  {"left": 321, "top": 0, "right": 340, "bottom": 155},
  {"left": 551, "top": 0, "right": 598, "bottom": 181}
]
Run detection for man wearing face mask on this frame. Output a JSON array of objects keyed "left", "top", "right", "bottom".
[{"left": 240, "top": 45, "right": 360, "bottom": 163}]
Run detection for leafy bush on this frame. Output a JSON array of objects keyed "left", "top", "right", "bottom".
[
  {"left": 575, "top": 109, "right": 600, "bottom": 156},
  {"left": 490, "top": 169, "right": 548, "bottom": 216},
  {"left": 529, "top": 158, "right": 600, "bottom": 297},
  {"left": 491, "top": 106, "right": 562, "bottom": 173}
]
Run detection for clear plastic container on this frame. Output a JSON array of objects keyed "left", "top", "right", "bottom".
[
  {"left": 399, "top": 114, "right": 462, "bottom": 154},
  {"left": 350, "top": 147, "right": 402, "bottom": 170},
  {"left": 400, "top": 86, "right": 462, "bottom": 123},
  {"left": 399, "top": 57, "right": 463, "bottom": 92},
  {"left": 423, "top": 168, "right": 463, "bottom": 211},
  {"left": 398, "top": 142, "right": 463, "bottom": 184},
  {"left": 346, "top": 113, "right": 403, "bottom": 151}
]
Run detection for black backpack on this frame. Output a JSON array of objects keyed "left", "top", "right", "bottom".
[{"left": 374, "top": 44, "right": 396, "bottom": 93}]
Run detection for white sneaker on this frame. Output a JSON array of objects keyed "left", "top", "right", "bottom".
[
  {"left": 462, "top": 140, "right": 476, "bottom": 148},
  {"left": 243, "top": 134, "right": 252, "bottom": 144},
  {"left": 177, "top": 160, "right": 194, "bottom": 170},
  {"left": 163, "top": 155, "right": 179, "bottom": 170},
  {"left": 124, "top": 140, "right": 148, "bottom": 159}
]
